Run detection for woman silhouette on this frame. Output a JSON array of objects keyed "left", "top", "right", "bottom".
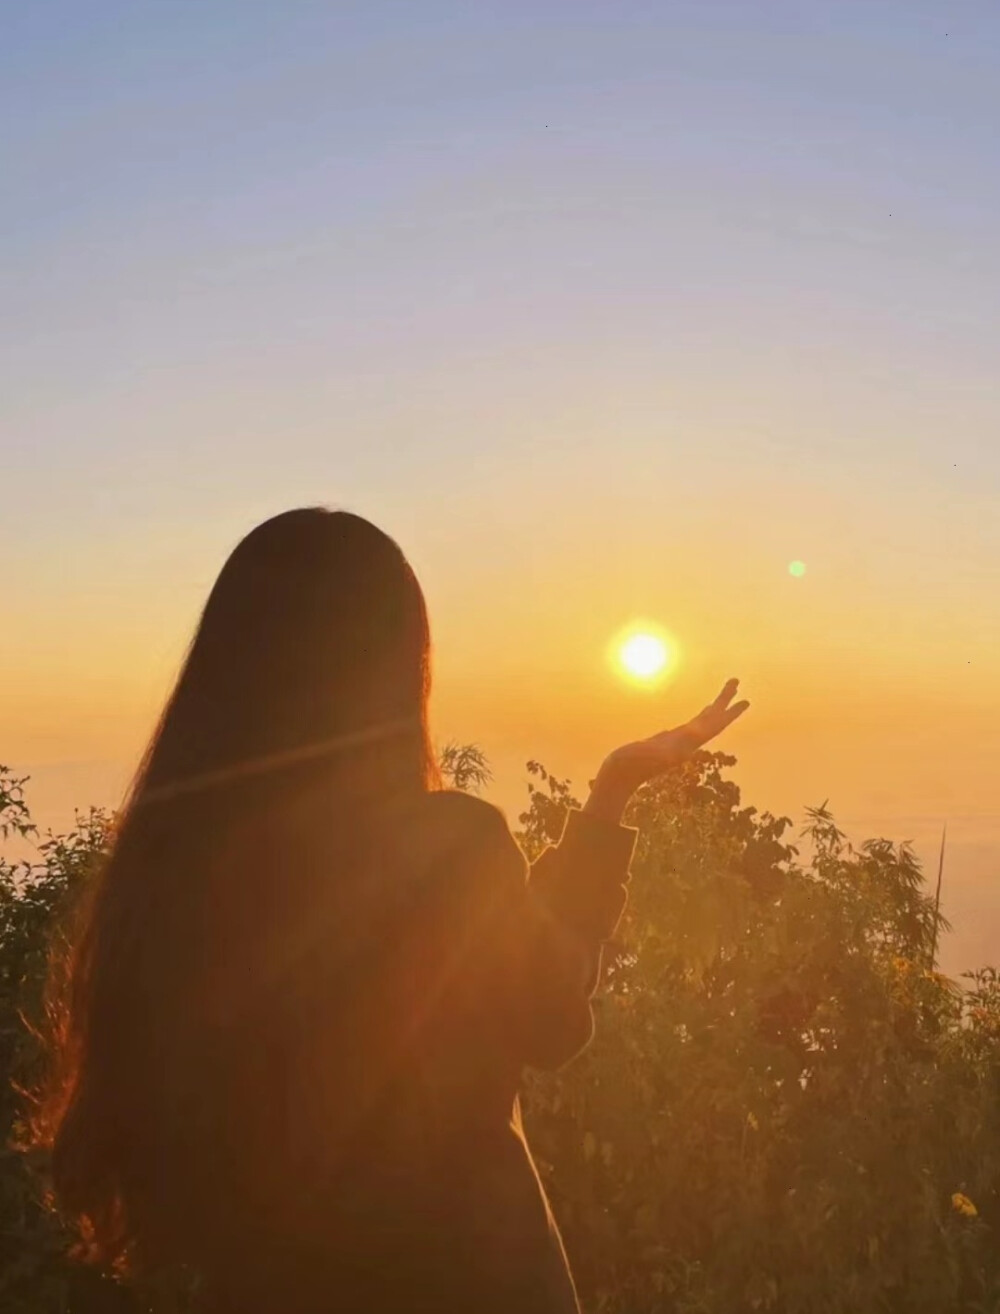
[{"left": 38, "top": 509, "right": 747, "bottom": 1313}]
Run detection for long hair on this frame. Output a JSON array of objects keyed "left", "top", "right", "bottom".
[{"left": 33, "top": 508, "right": 439, "bottom": 1280}]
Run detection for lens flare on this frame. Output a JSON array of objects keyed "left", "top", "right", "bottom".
[{"left": 788, "top": 560, "right": 807, "bottom": 578}]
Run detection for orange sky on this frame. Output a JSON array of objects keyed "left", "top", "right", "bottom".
[{"left": 6, "top": 493, "right": 998, "bottom": 977}]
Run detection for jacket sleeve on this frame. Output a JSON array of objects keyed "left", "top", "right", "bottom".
[{"left": 436, "top": 796, "right": 637, "bottom": 1072}]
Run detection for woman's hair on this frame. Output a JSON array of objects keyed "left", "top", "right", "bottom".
[{"left": 32, "top": 508, "right": 439, "bottom": 1279}]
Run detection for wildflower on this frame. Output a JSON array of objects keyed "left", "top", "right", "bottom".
[{"left": 952, "top": 1192, "right": 978, "bottom": 1218}]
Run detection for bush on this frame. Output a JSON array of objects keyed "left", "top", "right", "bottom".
[
  {"left": 518, "top": 755, "right": 1000, "bottom": 1313},
  {"left": 0, "top": 768, "right": 128, "bottom": 1312},
  {"left": 2, "top": 756, "right": 999, "bottom": 1313}
]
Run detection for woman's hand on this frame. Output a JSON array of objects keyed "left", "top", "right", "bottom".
[{"left": 584, "top": 679, "right": 750, "bottom": 823}]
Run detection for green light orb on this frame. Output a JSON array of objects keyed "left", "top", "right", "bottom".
[{"left": 788, "top": 560, "right": 807, "bottom": 578}]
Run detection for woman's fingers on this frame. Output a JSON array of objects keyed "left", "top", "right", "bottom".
[
  {"left": 646, "top": 683, "right": 749, "bottom": 755},
  {"left": 693, "top": 695, "right": 750, "bottom": 744},
  {"left": 711, "top": 678, "right": 741, "bottom": 711},
  {"left": 604, "top": 684, "right": 750, "bottom": 792},
  {"left": 721, "top": 699, "right": 750, "bottom": 728}
]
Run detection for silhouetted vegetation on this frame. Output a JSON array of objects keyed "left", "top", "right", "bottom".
[{"left": 2, "top": 756, "right": 999, "bottom": 1312}]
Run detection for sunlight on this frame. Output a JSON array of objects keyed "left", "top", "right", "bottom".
[{"left": 615, "top": 627, "right": 674, "bottom": 684}]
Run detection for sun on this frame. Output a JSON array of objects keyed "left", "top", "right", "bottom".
[
  {"left": 621, "top": 633, "right": 668, "bottom": 678},
  {"left": 617, "top": 629, "right": 672, "bottom": 682}
]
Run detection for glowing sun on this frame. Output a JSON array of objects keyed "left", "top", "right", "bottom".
[{"left": 618, "top": 631, "right": 671, "bottom": 681}]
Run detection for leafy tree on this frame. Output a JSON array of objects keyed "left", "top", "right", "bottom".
[{"left": 518, "top": 753, "right": 1000, "bottom": 1314}]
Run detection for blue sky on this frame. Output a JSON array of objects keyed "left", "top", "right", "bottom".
[
  {"left": 6, "top": 2, "right": 999, "bottom": 507},
  {"left": 6, "top": 2, "right": 998, "bottom": 608}
]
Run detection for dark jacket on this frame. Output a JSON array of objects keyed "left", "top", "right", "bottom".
[{"left": 209, "top": 789, "right": 635, "bottom": 1314}]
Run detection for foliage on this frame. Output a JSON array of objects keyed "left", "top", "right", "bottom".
[
  {"left": 438, "top": 742, "right": 492, "bottom": 794},
  {"left": 0, "top": 767, "right": 125, "bottom": 1313},
  {"left": 2, "top": 754, "right": 1000, "bottom": 1313},
  {"left": 518, "top": 753, "right": 1000, "bottom": 1314}
]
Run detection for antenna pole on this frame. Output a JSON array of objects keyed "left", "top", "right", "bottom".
[{"left": 930, "top": 824, "right": 947, "bottom": 969}]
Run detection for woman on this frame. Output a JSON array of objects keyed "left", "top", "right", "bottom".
[{"left": 36, "top": 508, "right": 747, "bottom": 1313}]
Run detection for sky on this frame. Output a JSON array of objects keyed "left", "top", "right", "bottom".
[{"left": 3, "top": 2, "right": 999, "bottom": 973}]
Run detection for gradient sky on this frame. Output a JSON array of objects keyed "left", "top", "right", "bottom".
[{"left": 4, "top": 2, "right": 999, "bottom": 972}]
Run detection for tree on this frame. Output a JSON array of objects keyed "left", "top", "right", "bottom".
[{"left": 518, "top": 753, "right": 1000, "bottom": 1314}]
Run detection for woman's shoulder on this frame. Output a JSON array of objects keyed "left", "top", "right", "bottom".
[
  {"left": 420, "top": 789, "right": 511, "bottom": 844},
  {"left": 381, "top": 790, "right": 518, "bottom": 886}
]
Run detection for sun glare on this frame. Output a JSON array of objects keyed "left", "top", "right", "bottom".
[{"left": 618, "top": 630, "right": 672, "bottom": 682}]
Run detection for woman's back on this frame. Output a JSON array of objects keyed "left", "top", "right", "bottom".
[{"left": 198, "top": 787, "right": 619, "bottom": 1314}]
